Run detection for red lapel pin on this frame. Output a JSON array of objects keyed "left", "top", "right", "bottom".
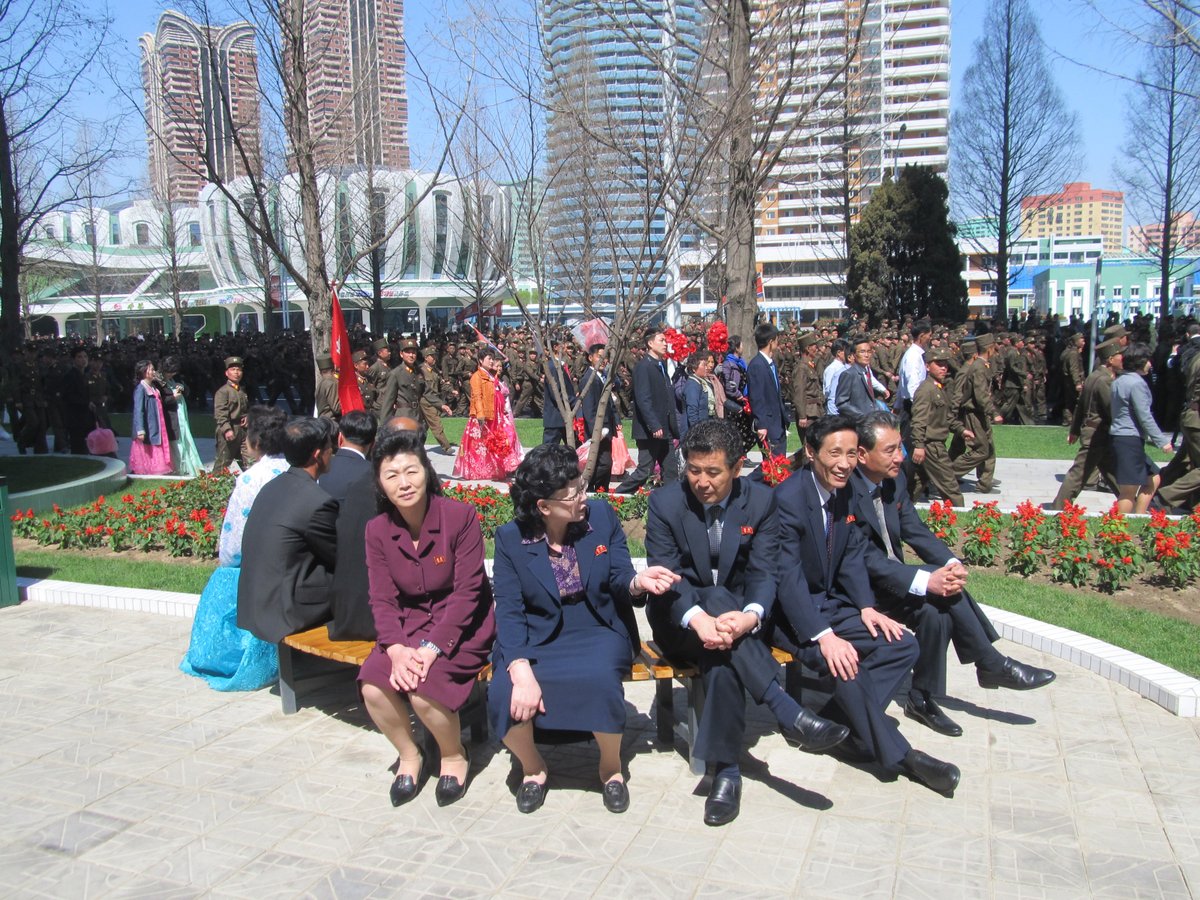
[
  {"left": 434, "top": 555, "right": 446, "bottom": 565},
  {"left": 595, "top": 545, "right": 607, "bottom": 556},
  {"left": 741, "top": 526, "right": 754, "bottom": 535}
]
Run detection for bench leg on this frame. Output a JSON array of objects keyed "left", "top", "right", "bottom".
[
  {"left": 278, "top": 643, "right": 299, "bottom": 715},
  {"left": 685, "top": 675, "right": 706, "bottom": 777},
  {"left": 654, "top": 678, "right": 675, "bottom": 745}
]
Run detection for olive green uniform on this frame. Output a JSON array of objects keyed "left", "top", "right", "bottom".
[
  {"left": 1049, "top": 364, "right": 1117, "bottom": 509},
  {"left": 212, "top": 381, "right": 251, "bottom": 471},
  {"left": 315, "top": 373, "right": 341, "bottom": 421},
  {"left": 949, "top": 356, "right": 999, "bottom": 492},
  {"left": 910, "top": 375, "right": 963, "bottom": 507},
  {"left": 419, "top": 361, "right": 453, "bottom": 451}
]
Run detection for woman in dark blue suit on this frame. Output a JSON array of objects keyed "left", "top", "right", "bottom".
[{"left": 490, "top": 444, "right": 678, "bottom": 814}]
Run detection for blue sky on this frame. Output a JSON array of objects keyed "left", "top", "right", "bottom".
[{"left": 110, "top": 0, "right": 1145, "bottom": 212}]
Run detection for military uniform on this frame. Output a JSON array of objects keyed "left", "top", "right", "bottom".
[
  {"left": 1060, "top": 343, "right": 1085, "bottom": 419},
  {"left": 419, "top": 350, "right": 454, "bottom": 451},
  {"left": 999, "top": 344, "right": 1034, "bottom": 425},
  {"left": 378, "top": 341, "right": 425, "bottom": 419},
  {"left": 315, "top": 357, "right": 341, "bottom": 421},
  {"left": 790, "top": 334, "right": 824, "bottom": 445},
  {"left": 1158, "top": 339, "right": 1200, "bottom": 510},
  {"left": 14, "top": 356, "right": 48, "bottom": 454},
  {"left": 86, "top": 364, "right": 113, "bottom": 430},
  {"left": 949, "top": 335, "right": 1000, "bottom": 493},
  {"left": 213, "top": 356, "right": 251, "bottom": 471},
  {"left": 1027, "top": 342, "right": 1047, "bottom": 421},
  {"left": 1049, "top": 343, "right": 1120, "bottom": 510},
  {"left": 909, "top": 349, "right": 963, "bottom": 507}
]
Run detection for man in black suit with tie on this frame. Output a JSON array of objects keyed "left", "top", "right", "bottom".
[
  {"left": 851, "top": 411, "right": 1055, "bottom": 737},
  {"left": 745, "top": 323, "right": 789, "bottom": 458},
  {"left": 773, "top": 415, "right": 960, "bottom": 794},
  {"left": 616, "top": 327, "right": 680, "bottom": 492},
  {"left": 541, "top": 337, "right": 577, "bottom": 446},
  {"left": 646, "top": 420, "right": 849, "bottom": 826},
  {"left": 237, "top": 416, "right": 338, "bottom": 645},
  {"left": 318, "top": 409, "right": 377, "bottom": 503},
  {"left": 579, "top": 343, "right": 620, "bottom": 491},
  {"left": 835, "top": 334, "right": 884, "bottom": 421}
]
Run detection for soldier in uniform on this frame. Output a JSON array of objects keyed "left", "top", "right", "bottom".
[
  {"left": 352, "top": 350, "right": 378, "bottom": 413},
  {"left": 366, "top": 337, "right": 392, "bottom": 415},
  {"left": 1048, "top": 339, "right": 1122, "bottom": 510},
  {"left": 315, "top": 355, "right": 341, "bottom": 422},
  {"left": 1060, "top": 332, "right": 1086, "bottom": 421},
  {"left": 513, "top": 348, "right": 543, "bottom": 418},
  {"left": 1027, "top": 335, "right": 1048, "bottom": 422},
  {"left": 86, "top": 355, "right": 113, "bottom": 430},
  {"left": 378, "top": 338, "right": 425, "bottom": 419},
  {"left": 14, "top": 349, "right": 49, "bottom": 454},
  {"left": 1159, "top": 326, "right": 1200, "bottom": 511},
  {"left": 419, "top": 345, "right": 456, "bottom": 454},
  {"left": 909, "top": 347, "right": 963, "bottom": 507},
  {"left": 949, "top": 333, "right": 1004, "bottom": 494},
  {"left": 999, "top": 335, "right": 1034, "bottom": 425},
  {"left": 213, "top": 356, "right": 251, "bottom": 472},
  {"left": 790, "top": 331, "right": 825, "bottom": 446}
]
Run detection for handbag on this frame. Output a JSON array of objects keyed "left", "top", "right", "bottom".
[{"left": 86, "top": 426, "right": 118, "bottom": 456}]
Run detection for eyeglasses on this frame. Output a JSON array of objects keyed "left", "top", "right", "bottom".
[{"left": 546, "top": 490, "right": 587, "bottom": 504}]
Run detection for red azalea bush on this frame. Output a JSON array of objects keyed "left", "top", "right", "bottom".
[
  {"left": 1092, "top": 504, "right": 1142, "bottom": 593},
  {"left": 1145, "top": 508, "right": 1200, "bottom": 589},
  {"left": 706, "top": 321, "right": 729, "bottom": 355},
  {"left": 1006, "top": 499, "right": 1050, "bottom": 576},
  {"left": 10, "top": 474, "right": 233, "bottom": 559},
  {"left": 926, "top": 500, "right": 959, "bottom": 545},
  {"left": 961, "top": 500, "right": 1003, "bottom": 567},
  {"left": 594, "top": 486, "right": 651, "bottom": 523},
  {"left": 662, "top": 327, "right": 697, "bottom": 363},
  {"left": 442, "top": 483, "right": 513, "bottom": 537},
  {"left": 1049, "top": 499, "right": 1092, "bottom": 588}
]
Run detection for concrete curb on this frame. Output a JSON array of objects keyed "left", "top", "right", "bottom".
[{"left": 9, "top": 456, "right": 128, "bottom": 514}]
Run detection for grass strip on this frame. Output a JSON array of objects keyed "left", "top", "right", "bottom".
[
  {"left": 971, "top": 571, "right": 1200, "bottom": 678},
  {"left": 16, "top": 549, "right": 216, "bottom": 595}
]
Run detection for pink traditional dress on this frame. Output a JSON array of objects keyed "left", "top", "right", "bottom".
[
  {"left": 129, "top": 381, "right": 173, "bottom": 475},
  {"left": 454, "top": 369, "right": 523, "bottom": 481}
]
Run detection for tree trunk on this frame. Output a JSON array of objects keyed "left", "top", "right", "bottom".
[
  {"left": 996, "top": 0, "right": 1015, "bottom": 322},
  {"left": 0, "top": 98, "right": 22, "bottom": 353},
  {"left": 722, "top": 0, "right": 758, "bottom": 339}
]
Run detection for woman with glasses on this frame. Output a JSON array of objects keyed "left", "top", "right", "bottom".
[{"left": 489, "top": 443, "right": 679, "bottom": 814}]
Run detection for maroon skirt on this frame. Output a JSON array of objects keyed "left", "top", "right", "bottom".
[{"left": 358, "top": 641, "right": 490, "bottom": 711}]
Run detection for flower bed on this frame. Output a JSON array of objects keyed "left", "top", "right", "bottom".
[{"left": 442, "top": 483, "right": 651, "bottom": 538}]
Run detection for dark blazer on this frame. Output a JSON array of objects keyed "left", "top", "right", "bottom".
[
  {"left": 318, "top": 447, "right": 371, "bottom": 503},
  {"left": 644, "top": 476, "right": 779, "bottom": 628},
  {"left": 681, "top": 376, "right": 713, "bottom": 438},
  {"left": 773, "top": 466, "right": 876, "bottom": 643},
  {"left": 580, "top": 366, "right": 619, "bottom": 437},
  {"left": 542, "top": 359, "right": 576, "bottom": 430},
  {"left": 329, "top": 469, "right": 382, "bottom": 640},
  {"left": 237, "top": 468, "right": 338, "bottom": 644},
  {"left": 834, "top": 362, "right": 877, "bottom": 420},
  {"left": 746, "top": 352, "right": 789, "bottom": 441},
  {"left": 491, "top": 500, "right": 638, "bottom": 667},
  {"left": 364, "top": 494, "right": 496, "bottom": 657},
  {"left": 629, "top": 355, "right": 679, "bottom": 441}
]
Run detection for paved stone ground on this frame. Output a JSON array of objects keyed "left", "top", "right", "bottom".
[{"left": 0, "top": 602, "right": 1197, "bottom": 898}]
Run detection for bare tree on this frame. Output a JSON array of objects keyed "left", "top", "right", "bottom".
[
  {"left": 952, "top": 0, "right": 1082, "bottom": 321},
  {"left": 1117, "top": 2, "right": 1200, "bottom": 320}
]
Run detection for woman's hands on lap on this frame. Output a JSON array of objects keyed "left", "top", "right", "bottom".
[
  {"left": 386, "top": 644, "right": 426, "bottom": 692},
  {"left": 509, "top": 661, "right": 546, "bottom": 722},
  {"left": 633, "top": 565, "right": 680, "bottom": 595}
]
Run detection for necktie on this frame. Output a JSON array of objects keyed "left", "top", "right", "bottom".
[
  {"left": 770, "top": 362, "right": 779, "bottom": 391},
  {"left": 872, "top": 488, "right": 899, "bottom": 562},
  {"left": 824, "top": 494, "right": 835, "bottom": 567},
  {"left": 864, "top": 367, "right": 873, "bottom": 399},
  {"left": 707, "top": 506, "right": 723, "bottom": 583}
]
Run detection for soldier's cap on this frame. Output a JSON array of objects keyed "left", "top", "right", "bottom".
[
  {"left": 316, "top": 355, "right": 334, "bottom": 370},
  {"left": 925, "top": 347, "right": 953, "bottom": 365},
  {"left": 1103, "top": 324, "right": 1128, "bottom": 339},
  {"left": 371, "top": 338, "right": 389, "bottom": 351},
  {"left": 961, "top": 338, "right": 977, "bottom": 350},
  {"left": 351, "top": 350, "right": 369, "bottom": 363},
  {"left": 1095, "top": 338, "right": 1122, "bottom": 361},
  {"left": 974, "top": 333, "right": 995, "bottom": 350},
  {"left": 798, "top": 331, "right": 821, "bottom": 350},
  {"left": 400, "top": 339, "right": 419, "bottom": 351},
  {"left": 224, "top": 356, "right": 244, "bottom": 369},
  {"left": 421, "top": 346, "right": 437, "bottom": 357}
]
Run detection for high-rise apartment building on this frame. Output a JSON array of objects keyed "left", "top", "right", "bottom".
[
  {"left": 1020, "top": 182, "right": 1124, "bottom": 255},
  {"left": 141, "top": 12, "right": 261, "bottom": 203},
  {"left": 304, "top": 0, "right": 409, "bottom": 170},
  {"left": 1129, "top": 212, "right": 1200, "bottom": 254},
  {"left": 752, "top": 0, "right": 950, "bottom": 319}
]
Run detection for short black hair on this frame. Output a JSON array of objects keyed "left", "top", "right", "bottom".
[
  {"left": 804, "top": 414, "right": 859, "bottom": 454},
  {"left": 510, "top": 443, "right": 581, "bottom": 538},
  {"left": 282, "top": 416, "right": 334, "bottom": 467},
  {"left": 849, "top": 333, "right": 872, "bottom": 350},
  {"left": 831, "top": 337, "right": 850, "bottom": 358},
  {"left": 681, "top": 419, "right": 743, "bottom": 468},
  {"left": 248, "top": 405, "right": 288, "bottom": 456},
  {"left": 587, "top": 342, "right": 605, "bottom": 357},
  {"left": 911, "top": 322, "right": 932, "bottom": 340},
  {"left": 338, "top": 409, "right": 378, "bottom": 447},
  {"left": 753, "top": 323, "right": 778, "bottom": 350},
  {"left": 134, "top": 359, "right": 153, "bottom": 381},
  {"left": 728, "top": 334, "right": 742, "bottom": 353},
  {"left": 371, "top": 429, "right": 441, "bottom": 499},
  {"left": 1121, "top": 342, "right": 1152, "bottom": 373},
  {"left": 643, "top": 326, "right": 664, "bottom": 348},
  {"left": 856, "top": 410, "right": 901, "bottom": 451},
  {"left": 477, "top": 347, "right": 496, "bottom": 364},
  {"left": 161, "top": 355, "right": 179, "bottom": 373}
]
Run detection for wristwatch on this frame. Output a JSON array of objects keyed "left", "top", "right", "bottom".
[{"left": 419, "top": 639, "right": 443, "bottom": 657}]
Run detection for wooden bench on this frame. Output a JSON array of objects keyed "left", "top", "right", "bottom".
[{"left": 280, "top": 626, "right": 809, "bottom": 776}]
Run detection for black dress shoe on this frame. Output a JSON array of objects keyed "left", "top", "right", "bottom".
[
  {"left": 703, "top": 775, "right": 741, "bottom": 827},
  {"left": 389, "top": 773, "right": 420, "bottom": 807},
  {"left": 781, "top": 707, "right": 851, "bottom": 753},
  {"left": 978, "top": 657, "right": 1056, "bottom": 691},
  {"left": 904, "top": 695, "right": 963, "bottom": 737},
  {"left": 602, "top": 779, "right": 629, "bottom": 814},
  {"left": 901, "top": 749, "right": 960, "bottom": 794},
  {"left": 515, "top": 779, "right": 547, "bottom": 814},
  {"left": 434, "top": 749, "right": 470, "bottom": 807}
]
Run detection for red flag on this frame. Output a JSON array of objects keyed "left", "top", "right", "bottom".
[
  {"left": 755, "top": 274, "right": 765, "bottom": 301},
  {"left": 330, "top": 285, "right": 364, "bottom": 413}
]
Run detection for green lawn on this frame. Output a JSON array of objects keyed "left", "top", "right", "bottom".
[
  {"left": 1, "top": 457, "right": 107, "bottom": 493},
  {"left": 15, "top": 549, "right": 216, "bottom": 594},
  {"left": 992, "top": 425, "right": 1172, "bottom": 463},
  {"left": 972, "top": 571, "right": 1200, "bottom": 678},
  {"left": 110, "top": 412, "right": 216, "bottom": 439}
]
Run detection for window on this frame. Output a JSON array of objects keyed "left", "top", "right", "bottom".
[
  {"left": 1112, "top": 287, "right": 1123, "bottom": 298},
  {"left": 189, "top": 223, "right": 201, "bottom": 247},
  {"left": 1056, "top": 288, "right": 1065, "bottom": 299},
  {"left": 84, "top": 223, "right": 96, "bottom": 247},
  {"left": 135, "top": 223, "right": 150, "bottom": 246},
  {"left": 1130, "top": 286, "right": 1140, "bottom": 298},
  {"left": 110, "top": 221, "right": 121, "bottom": 244},
  {"left": 1071, "top": 287, "right": 1082, "bottom": 299}
]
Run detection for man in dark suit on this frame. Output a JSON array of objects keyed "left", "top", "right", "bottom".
[
  {"left": 616, "top": 327, "right": 680, "bottom": 492},
  {"left": 237, "top": 416, "right": 338, "bottom": 645},
  {"left": 773, "top": 415, "right": 960, "bottom": 794},
  {"left": 745, "top": 323, "right": 789, "bottom": 458},
  {"left": 579, "top": 343, "right": 619, "bottom": 491},
  {"left": 318, "top": 409, "right": 377, "bottom": 503},
  {"left": 541, "top": 337, "right": 577, "bottom": 446},
  {"left": 646, "top": 420, "right": 849, "bottom": 826},
  {"left": 851, "top": 411, "right": 1054, "bottom": 737},
  {"left": 835, "top": 334, "right": 884, "bottom": 421}
]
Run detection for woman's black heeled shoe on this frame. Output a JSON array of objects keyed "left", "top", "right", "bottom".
[
  {"left": 390, "top": 755, "right": 425, "bottom": 807},
  {"left": 435, "top": 747, "right": 471, "bottom": 807}
]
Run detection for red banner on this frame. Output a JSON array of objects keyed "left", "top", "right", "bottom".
[{"left": 331, "top": 285, "right": 364, "bottom": 413}]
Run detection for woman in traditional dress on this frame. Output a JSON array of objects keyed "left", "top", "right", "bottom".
[
  {"left": 453, "top": 347, "right": 522, "bottom": 481},
  {"left": 161, "top": 356, "right": 203, "bottom": 477},
  {"left": 129, "top": 360, "right": 173, "bottom": 475}
]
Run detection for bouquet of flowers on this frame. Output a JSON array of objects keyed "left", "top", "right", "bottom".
[
  {"left": 663, "top": 327, "right": 696, "bottom": 362},
  {"left": 706, "top": 321, "right": 729, "bottom": 355},
  {"left": 760, "top": 453, "right": 795, "bottom": 487},
  {"left": 484, "top": 425, "right": 511, "bottom": 459}
]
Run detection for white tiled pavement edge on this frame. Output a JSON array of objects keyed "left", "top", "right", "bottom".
[{"left": 15, "top": 571, "right": 1200, "bottom": 718}]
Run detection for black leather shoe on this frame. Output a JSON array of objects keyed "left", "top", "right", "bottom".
[
  {"left": 904, "top": 695, "right": 963, "bottom": 737},
  {"left": 703, "top": 775, "right": 741, "bottom": 826},
  {"left": 434, "top": 748, "right": 470, "bottom": 807},
  {"left": 515, "top": 779, "right": 547, "bottom": 814},
  {"left": 389, "top": 773, "right": 420, "bottom": 807},
  {"left": 602, "top": 779, "right": 629, "bottom": 814},
  {"left": 901, "top": 749, "right": 960, "bottom": 794},
  {"left": 781, "top": 707, "right": 851, "bottom": 753},
  {"left": 978, "top": 657, "right": 1056, "bottom": 691}
]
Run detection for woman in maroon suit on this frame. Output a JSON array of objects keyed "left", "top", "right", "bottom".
[{"left": 358, "top": 430, "right": 496, "bottom": 808}]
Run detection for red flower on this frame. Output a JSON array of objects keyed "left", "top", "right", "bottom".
[{"left": 846, "top": 515, "right": 856, "bottom": 524}]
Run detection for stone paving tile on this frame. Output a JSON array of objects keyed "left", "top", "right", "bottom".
[
  {"left": 206, "top": 849, "right": 330, "bottom": 898},
  {"left": 1082, "top": 854, "right": 1192, "bottom": 898},
  {"left": 891, "top": 864, "right": 992, "bottom": 899},
  {"left": 594, "top": 862, "right": 702, "bottom": 898},
  {"left": 10, "top": 858, "right": 134, "bottom": 899}
]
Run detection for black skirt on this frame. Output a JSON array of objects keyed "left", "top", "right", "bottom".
[{"left": 1111, "top": 434, "right": 1159, "bottom": 486}]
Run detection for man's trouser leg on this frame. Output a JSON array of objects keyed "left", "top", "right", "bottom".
[
  {"left": 1158, "top": 423, "right": 1200, "bottom": 509},
  {"left": 920, "top": 442, "right": 963, "bottom": 507},
  {"left": 421, "top": 401, "right": 452, "bottom": 450}
]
